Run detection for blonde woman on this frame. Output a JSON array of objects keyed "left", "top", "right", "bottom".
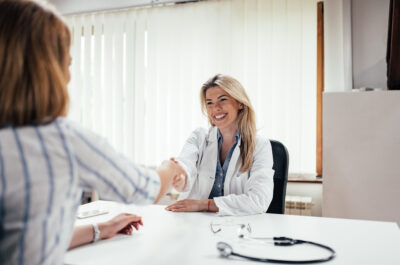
[
  {"left": 166, "top": 74, "right": 274, "bottom": 216},
  {"left": 0, "top": 1, "right": 184, "bottom": 264}
]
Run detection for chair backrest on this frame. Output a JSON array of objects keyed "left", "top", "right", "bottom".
[{"left": 266, "top": 140, "right": 289, "bottom": 214}]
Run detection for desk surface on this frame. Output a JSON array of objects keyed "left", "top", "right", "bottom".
[{"left": 65, "top": 201, "right": 400, "bottom": 265}]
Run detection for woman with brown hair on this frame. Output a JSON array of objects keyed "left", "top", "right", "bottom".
[
  {"left": 166, "top": 74, "right": 274, "bottom": 215},
  {"left": 0, "top": 1, "right": 184, "bottom": 264}
]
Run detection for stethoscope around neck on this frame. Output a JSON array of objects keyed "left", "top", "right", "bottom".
[{"left": 216, "top": 224, "right": 336, "bottom": 264}]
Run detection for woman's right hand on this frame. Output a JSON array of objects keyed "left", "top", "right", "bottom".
[
  {"left": 172, "top": 174, "right": 186, "bottom": 191},
  {"left": 154, "top": 160, "right": 187, "bottom": 203},
  {"left": 157, "top": 160, "right": 186, "bottom": 183},
  {"left": 170, "top": 158, "right": 186, "bottom": 191}
]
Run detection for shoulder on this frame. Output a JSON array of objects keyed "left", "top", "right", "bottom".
[
  {"left": 253, "top": 134, "right": 273, "bottom": 158},
  {"left": 182, "top": 127, "right": 216, "bottom": 152},
  {"left": 186, "top": 127, "right": 212, "bottom": 143},
  {"left": 54, "top": 117, "right": 84, "bottom": 138},
  {"left": 246, "top": 134, "right": 274, "bottom": 170},
  {"left": 54, "top": 117, "right": 107, "bottom": 144},
  {"left": 54, "top": 117, "right": 79, "bottom": 131},
  {"left": 191, "top": 127, "right": 208, "bottom": 138},
  {"left": 255, "top": 134, "right": 272, "bottom": 150}
]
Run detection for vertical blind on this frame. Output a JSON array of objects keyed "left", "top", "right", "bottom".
[{"left": 65, "top": 0, "right": 317, "bottom": 174}]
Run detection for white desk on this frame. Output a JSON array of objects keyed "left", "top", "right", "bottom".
[{"left": 65, "top": 200, "right": 400, "bottom": 265}]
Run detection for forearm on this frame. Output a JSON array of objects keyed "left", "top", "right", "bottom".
[
  {"left": 206, "top": 199, "right": 219, "bottom": 212},
  {"left": 197, "top": 199, "right": 220, "bottom": 212},
  {"left": 214, "top": 192, "right": 271, "bottom": 216},
  {"left": 154, "top": 166, "right": 174, "bottom": 204},
  {"left": 153, "top": 176, "right": 171, "bottom": 204},
  {"left": 68, "top": 225, "right": 94, "bottom": 250},
  {"left": 69, "top": 223, "right": 113, "bottom": 250},
  {"left": 193, "top": 199, "right": 219, "bottom": 212}
]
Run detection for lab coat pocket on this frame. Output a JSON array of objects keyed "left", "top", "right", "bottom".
[
  {"left": 198, "top": 168, "right": 214, "bottom": 185},
  {"left": 197, "top": 169, "right": 215, "bottom": 197},
  {"left": 236, "top": 171, "right": 249, "bottom": 180},
  {"left": 230, "top": 172, "right": 249, "bottom": 194}
]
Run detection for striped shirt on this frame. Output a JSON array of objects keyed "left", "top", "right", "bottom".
[{"left": 0, "top": 118, "right": 160, "bottom": 265}]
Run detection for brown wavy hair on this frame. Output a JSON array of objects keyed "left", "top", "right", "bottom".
[
  {"left": 0, "top": 0, "right": 71, "bottom": 127},
  {"left": 200, "top": 74, "right": 257, "bottom": 172}
]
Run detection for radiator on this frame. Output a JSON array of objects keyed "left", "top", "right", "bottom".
[{"left": 285, "top": 196, "right": 313, "bottom": 216}]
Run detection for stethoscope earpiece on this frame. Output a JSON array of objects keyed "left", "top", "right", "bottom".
[{"left": 237, "top": 223, "right": 251, "bottom": 239}]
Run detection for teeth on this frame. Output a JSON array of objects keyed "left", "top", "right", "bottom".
[{"left": 215, "top": 114, "right": 226, "bottom": 119}]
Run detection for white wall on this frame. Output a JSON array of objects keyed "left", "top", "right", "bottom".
[
  {"left": 325, "top": 0, "right": 390, "bottom": 91},
  {"left": 324, "top": 0, "right": 353, "bottom": 92},
  {"left": 352, "top": 0, "right": 390, "bottom": 89}
]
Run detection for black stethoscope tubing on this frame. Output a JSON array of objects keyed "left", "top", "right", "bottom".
[{"left": 218, "top": 237, "right": 336, "bottom": 264}]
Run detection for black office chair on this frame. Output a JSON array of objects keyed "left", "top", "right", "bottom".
[{"left": 266, "top": 140, "right": 289, "bottom": 214}]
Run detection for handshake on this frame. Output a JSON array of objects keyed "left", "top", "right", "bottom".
[{"left": 155, "top": 158, "right": 187, "bottom": 203}]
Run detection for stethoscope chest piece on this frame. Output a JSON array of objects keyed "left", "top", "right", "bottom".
[{"left": 217, "top": 242, "right": 233, "bottom": 257}]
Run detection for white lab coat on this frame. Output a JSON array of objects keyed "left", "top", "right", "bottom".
[{"left": 176, "top": 126, "right": 274, "bottom": 216}]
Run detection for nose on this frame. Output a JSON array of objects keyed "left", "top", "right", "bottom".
[{"left": 212, "top": 101, "right": 222, "bottom": 111}]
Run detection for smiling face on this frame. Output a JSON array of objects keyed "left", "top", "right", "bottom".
[{"left": 205, "top": 86, "right": 242, "bottom": 132}]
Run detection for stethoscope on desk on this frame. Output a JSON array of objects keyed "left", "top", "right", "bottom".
[{"left": 212, "top": 223, "right": 336, "bottom": 264}]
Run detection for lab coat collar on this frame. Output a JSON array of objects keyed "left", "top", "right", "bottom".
[
  {"left": 207, "top": 126, "right": 242, "bottom": 147},
  {"left": 207, "top": 126, "right": 218, "bottom": 143}
]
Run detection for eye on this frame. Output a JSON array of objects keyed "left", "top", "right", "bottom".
[{"left": 206, "top": 102, "right": 213, "bottom": 105}]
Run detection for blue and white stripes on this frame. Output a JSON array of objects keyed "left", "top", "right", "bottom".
[
  {"left": 72, "top": 127, "right": 158, "bottom": 201},
  {"left": 0, "top": 118, "right": 161, "bottom": 265},
  {"left": 55, "top": 121, "right": 75, "bottom": 198},
  {"left": 76, "top": 157, "right": 128, "bottom": 203},
  {"left": 12, "top": 128, "right": 31, "bottom": 265},
  {"left": 35, "top": 127, "right": 54, "bottom": 264}
]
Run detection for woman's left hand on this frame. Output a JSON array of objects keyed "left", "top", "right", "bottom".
[
  {"left": 99, "top": 213, "right": 143, "bottom": 239},
  {"left": 69, "top": 213, "right": 143, "bottom": 250},
  {"left": 165, "top": 199, "right": 208, "bottom": 212}
]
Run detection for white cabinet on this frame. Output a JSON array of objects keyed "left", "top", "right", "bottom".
[{"left": 323, "top": 91, "right": 400, "bottom": 225}]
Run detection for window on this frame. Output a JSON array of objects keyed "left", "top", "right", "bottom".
[{"left": 65, "top": 0, "right": 317, "bottom": 173}]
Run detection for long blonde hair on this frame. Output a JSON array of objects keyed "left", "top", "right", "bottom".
[
  {"left": 200, "top": 74, "right": 256, "bottom": 172},
  {"left": 0, "top": 0, "right": 71, "bottom": 127}
]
